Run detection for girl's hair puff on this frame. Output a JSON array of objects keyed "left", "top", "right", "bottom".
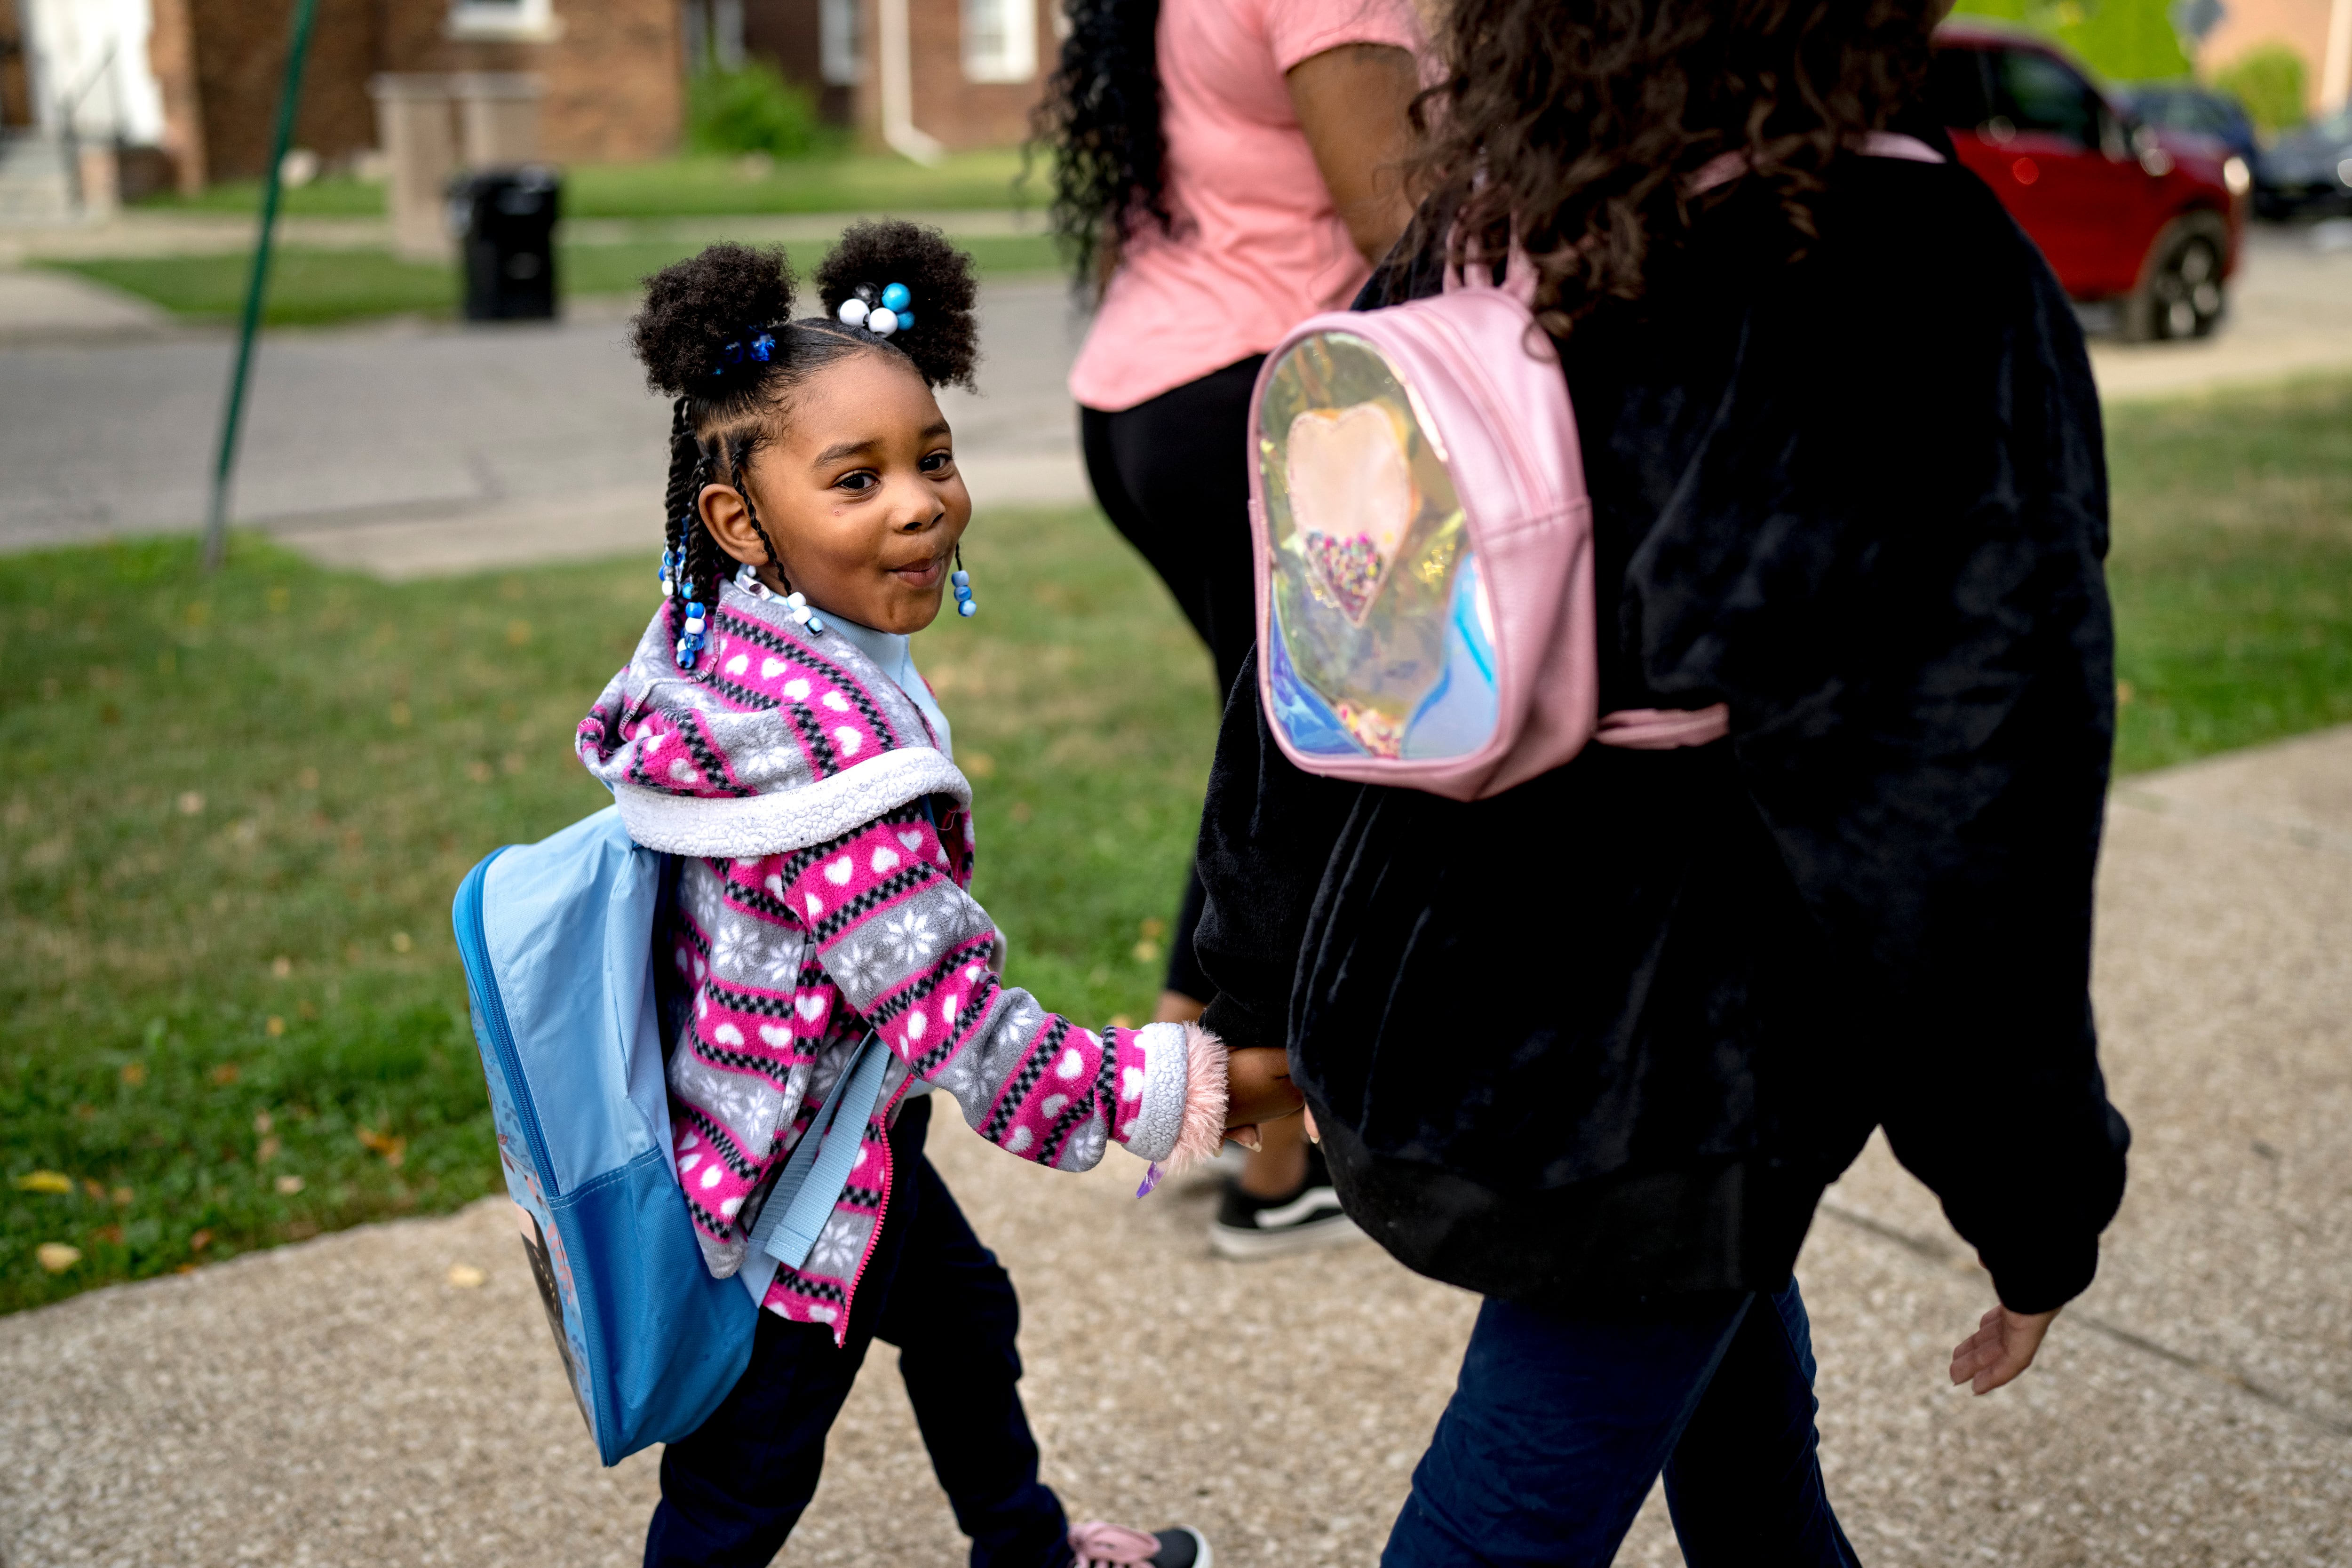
[{"left": 814, "top": 219, "right": 981, "bottom": 391}]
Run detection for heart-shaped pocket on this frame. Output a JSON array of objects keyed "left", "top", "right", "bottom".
[{"left": 1286, "top": 403, "right": 1414, "bottom": 626}]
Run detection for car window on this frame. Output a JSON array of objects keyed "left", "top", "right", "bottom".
[
  {"left": 1927, "top": 46, "right": 1995, "bottom": 130},
  {"left": 1994, "top": 48, "right": 2099, "bottom": 147}
]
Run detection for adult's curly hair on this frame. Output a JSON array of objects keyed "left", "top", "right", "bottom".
[
  {"left": 1027, "top": 0, "right": 1170, "bottom": 297},
  {"left": 1409, "top": 0, "right": 1938, "bottom": 334},
  {"left": 627, "top": 222, "right": 982, "bottom": 633}
]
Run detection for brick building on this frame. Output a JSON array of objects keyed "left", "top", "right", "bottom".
[
  {"left": 157, "top": 0, "right": 687, "bottom": 189},
  {"left": 722, "top": 0, "right": 1057, "bottom": 153}
]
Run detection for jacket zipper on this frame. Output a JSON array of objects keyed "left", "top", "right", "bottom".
[{"left": 455, "top": 851, "right": 559, "bottom": 1197}]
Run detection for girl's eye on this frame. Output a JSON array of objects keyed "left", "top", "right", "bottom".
[
  {"left": 834, "top": 470, "right": 879, "bottom": 493},
  {"left": 920, "top": 450, "right": 955, "bottom": 474}
]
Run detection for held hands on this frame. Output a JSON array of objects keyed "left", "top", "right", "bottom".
[
  {"left": 1949, "top": 1303, "right": 2059, "bottom": 1395},
  {"left": 1224, "top": 1046, "right": 1306, "bottom": 1152}
]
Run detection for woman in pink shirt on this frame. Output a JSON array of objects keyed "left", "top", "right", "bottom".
[{"left": 1036, "top": 0, "right": 1426, "bottom": 1258}]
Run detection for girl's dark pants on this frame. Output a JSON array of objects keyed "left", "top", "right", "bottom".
[
  {"left": 644, "top": 1097, "right": 1070, "bottom": 1568},
  {"left": 1383, "top": 1281, "right": 1859, "bottom": 1568},
  {"left": 1080, "top": 354, "right": 1265, "bottom": 1004}
]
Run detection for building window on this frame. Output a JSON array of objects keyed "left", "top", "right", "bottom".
[
  {"left": 446, "top": 0, "right": 563, "bottom": 43},
  {"left": 820, "top": 0, "right": 862, "bottom": 87},
  {"left": 961, "top": 0, "right": 1035, "bottom": 84}
]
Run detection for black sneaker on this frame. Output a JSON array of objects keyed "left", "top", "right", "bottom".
[{"left": 1208, "top": 1143, "right": 1362, "bottom": 1260}]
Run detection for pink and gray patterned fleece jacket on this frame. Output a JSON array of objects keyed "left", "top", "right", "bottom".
[{"left": 577, "top": 581, "right": 1225, "bottom": 1342}]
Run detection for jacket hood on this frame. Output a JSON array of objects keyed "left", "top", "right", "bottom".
[{"left": 577, "top": 580, "right": 970, "bottom": 860}]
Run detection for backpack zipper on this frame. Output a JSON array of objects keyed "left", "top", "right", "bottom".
[{"left": 454, "top": 849, "right": 559, "bottom": 1198}]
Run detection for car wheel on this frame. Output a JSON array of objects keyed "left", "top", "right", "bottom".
[{"left": 2125, "top": 214, "right": 2231, "bottom": 342}]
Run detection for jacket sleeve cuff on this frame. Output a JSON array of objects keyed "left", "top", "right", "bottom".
[
  {"left": 1982, "top": 1232, "right": 2103, "bottom": 1315},
  {"left": 1200, "top": 993, "right": 1279, "bottom": 1056},
  {"left": 1113, "top": 1021, "right": 1229, "bottom": 1169}
]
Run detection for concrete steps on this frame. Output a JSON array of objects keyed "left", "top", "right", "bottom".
[{"left": 0, "top": 134, "right": 76, "bottom": 224}]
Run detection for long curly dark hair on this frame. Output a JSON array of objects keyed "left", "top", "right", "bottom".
[
  {"left": 1028, "top": 0, "right": 1170, "bottom": 296},
  {"left": 1410, "top": 0, "right": 1938, "bottom": 333}
]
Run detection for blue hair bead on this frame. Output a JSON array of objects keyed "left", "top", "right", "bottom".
[
  {"left": 957, "top": 599, "right": 977, "bottom": 618},
  {"left": 880, "top": 282, "right": 911, "bottom": 312}
]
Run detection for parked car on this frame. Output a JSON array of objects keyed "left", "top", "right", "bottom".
[
  {"left": 2117, "top": 82, "right": 2261, "bottom": 165},
  {"left": 1928, "top": 21, "right": 2249, "bottom": 340},
  {"left": 2253, "top": 106, "right": 2352, "bottom": 218}
]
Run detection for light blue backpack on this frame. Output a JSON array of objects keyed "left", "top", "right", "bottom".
[{"left": 451, "top": 806, "right": 890, "bottom": 1465}]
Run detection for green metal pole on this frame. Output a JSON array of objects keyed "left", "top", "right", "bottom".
[{"left": 199, "top": 0, "right": 321, "bottom": 573}]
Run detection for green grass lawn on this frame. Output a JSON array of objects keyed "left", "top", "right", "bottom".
[
  {"left": 2106, "top": 377, "right": 2352, "bottom": 771},
  {"left": 45, "top": 232, "right": 1061, "bottom": 327},
  {"left": 138, "top": 150, "right": 1035, "bottom": 222},
  {"left": 4, "top": 377, "right": 2349, "bottom": 1313},
  {"left": 0, "top": 507, "right": 1217, "bottom": 1313}
]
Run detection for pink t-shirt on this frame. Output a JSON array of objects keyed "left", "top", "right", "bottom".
[{"left": 1066, "top": 0, "right": 1429, "bottom": 413}]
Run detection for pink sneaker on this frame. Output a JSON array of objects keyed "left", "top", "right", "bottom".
[{"left": 1068, "top": 1521, "right": 1212, "bottom": 1568}]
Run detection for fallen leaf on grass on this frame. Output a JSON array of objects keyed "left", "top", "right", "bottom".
[
  {"left": 208, "top": 1063, "right": 241, "bottom": 1086},
  {"left": 356, "top": 1126, "right": 408, "bottom": 1168},
  {"left": 254, "top": 1110, "right": 273, "bottom": 1135},
  {"left": 83, "top": 1178, "right": 106, "bottom": 1200},
  {"left": 120, "top": 1062, "right": 147, "bottom": 1086},
  {"left": 14, "top": 1170, "right": 72, "bottom": 1194},
  {"left": 447, "top": 1264, "right": 487, "bottom": 1289},
  {"left": 111, "top": 1186, "right": 133, "bottom": 1206},
  {"left": 256, "top": 1136, "right": 281, "bottom": 1162},
  {"left": 93, "top": 1225, "right": 124, "bottom": 1245},
  {"left": 389, "top": 931, "right": 413, "bottom": 954},
  {"left": 275, "top": 1174, "right": 305, "bottom": 1195},
  {"left": 188, "top": 1229, "right": 213, "bottom": 1252},
  {"left": 36, "top": 1243, "right": 82, "bottom": 1273},
  {"left": 265, "top": 1016, "right": 286, "bottom": 1037}
]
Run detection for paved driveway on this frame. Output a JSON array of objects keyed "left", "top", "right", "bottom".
[{"left": 5, "top": 220, "right": 2350, "bottom": 578}]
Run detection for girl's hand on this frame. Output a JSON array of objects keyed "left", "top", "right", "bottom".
[
  {"left": 1949, "top": 1303, "right": 2059, "bottom": 1394},
  {"left": 1224, "top": 1046, "right": 1305, "bottom": 1150}
]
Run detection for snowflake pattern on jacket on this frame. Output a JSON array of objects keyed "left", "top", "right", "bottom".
[{"left": 578, "top": 581, "right": 1203, "bottom": 1343}]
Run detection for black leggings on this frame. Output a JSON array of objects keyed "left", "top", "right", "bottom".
[{"left": 1080, "top": 355, "right": 1264, "bottom": 1004}]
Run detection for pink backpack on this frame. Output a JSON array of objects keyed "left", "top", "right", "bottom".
[{"left": 1245, "top": 134, "right": 1941, "bottom": 801}]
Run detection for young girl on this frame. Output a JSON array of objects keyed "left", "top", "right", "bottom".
[{"left": 580, "top": 223, "right": 1273, "bottom": 1568}]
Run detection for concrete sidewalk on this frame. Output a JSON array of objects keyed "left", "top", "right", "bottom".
[{"left": 2, "top": 727, "right": 2345, "bottom": 1568}]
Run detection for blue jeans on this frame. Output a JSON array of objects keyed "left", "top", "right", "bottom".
[
  {"left": 644, "top": 1098, "right": 1069, "bottom": 1568},
  {"left": 1384, "top": 1282, "right": 1859, "bottom": 1568}
]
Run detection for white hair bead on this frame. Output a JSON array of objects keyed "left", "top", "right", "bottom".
[
  {"left": 867, "top": 307, "right": 899, "bottom": 336},
  {"left": 838, "top": 297, "right": 869, "bottom": 326}
]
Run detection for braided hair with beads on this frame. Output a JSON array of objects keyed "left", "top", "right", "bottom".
[{"left": 630, "top": 222, "right": 981, "bottom": 671}]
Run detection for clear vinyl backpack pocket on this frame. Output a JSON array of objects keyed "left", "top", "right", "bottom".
[{"left": 1257, "top": 330, "right": 1502, "bottom": 765}]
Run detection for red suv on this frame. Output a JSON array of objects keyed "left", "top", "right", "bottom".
[{"left": 1929, "top": 21, "right": 2249, "bottom": 340}]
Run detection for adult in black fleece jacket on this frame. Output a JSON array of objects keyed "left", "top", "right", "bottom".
[{"left": 1194, "top": 83, "right": 2129, "bottom": 1560}]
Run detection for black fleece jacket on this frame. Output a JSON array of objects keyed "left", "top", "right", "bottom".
[{"left": 1192, "top": 148, "right": 2131, "bottom": 1316}]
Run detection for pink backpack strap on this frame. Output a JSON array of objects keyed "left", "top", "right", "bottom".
[
  {"left": 1441, "top": 220, "right": 1541, "bottom": 306},
  {"left": 1690, "top": 130, "right": 1947, "bottom": 196},
  {"left": 1594, "top": 704, "right": 1731, "bottom": 751}
]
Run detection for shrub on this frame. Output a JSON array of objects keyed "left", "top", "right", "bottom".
[
  {"left": 2211, "top": 43, "right": 2309, "bottom": 135},
  {"left": 686, "top": 62, "right": 837, "bottom": 159}
]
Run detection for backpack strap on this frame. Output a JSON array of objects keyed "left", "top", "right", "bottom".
[{"left": 741, "top": 1029, "right": 893, "bottom": 1279}]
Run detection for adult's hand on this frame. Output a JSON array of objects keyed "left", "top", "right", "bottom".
[
  {"left": 1224, "top": 1045, "right": 1305, "bottom": 1150},
  {"left": 1949, "top": 1304, "right": 2059, "bottom": 1394},
  {"left": 1287, "top": 43, "right": 1421, "bottom": 264}
]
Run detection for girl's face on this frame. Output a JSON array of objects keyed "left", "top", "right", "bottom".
[{"left": 698, "top": 350, "right": 972, "bottom": 635}]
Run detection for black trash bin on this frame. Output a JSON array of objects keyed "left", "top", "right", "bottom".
[{"left": 448, "top": 166, "right": 561, "bottom": 321}]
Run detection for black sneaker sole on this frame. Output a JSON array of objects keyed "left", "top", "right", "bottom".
[{"left": 1207, "top": 1206, "right": 1365, "bottom": 1260}]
